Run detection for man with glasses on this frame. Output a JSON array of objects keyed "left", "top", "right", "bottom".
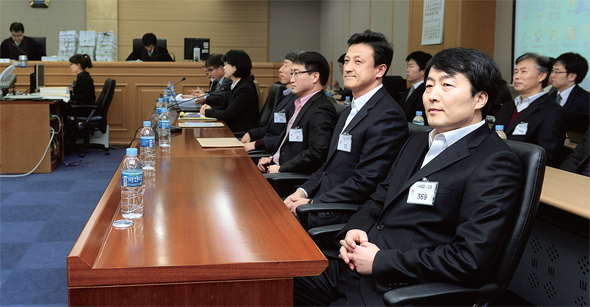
[
  {"left": 496, "top": 52, "right": 567, "bottom": 167},
  {"left": 257, "top": 51, "right": 337, "bottom": 174},
  {"left": 1, "top": 22, "right": 46, "bottom": 60},
  {"left": 549, "top": 52, "right": 589, "bottom": 114},
  {"left": 182, "top": 54, "right": 232, "bottom": 106}
]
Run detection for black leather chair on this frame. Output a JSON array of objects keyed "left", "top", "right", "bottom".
[
  {"left": 247, "top": 82, "right": 286, "bottom": 163},
  {"left": 382, "top": 75, "right": 406, "bottom": 102},
  {"left": 29, "top": 36, "right": 46, "bottom": 56},
  {"left": 67, "top": 78, "right": 116, "bottom": 157},
  {"left": 132, "top": 38, "right": 167, "bottom": 50},
  {"left": 299, "top": 140, "right": 546, "bottom": 306}
]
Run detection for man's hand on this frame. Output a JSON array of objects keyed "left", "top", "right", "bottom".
[
  {"left": 200, "top": 104, "right": 211, "bottom": 115},
  {"left": 284, "top": 189, "right": 307, "bottom": 205},
  {"left": 286, "top": 198, "right": 309, "bottom": 215},
  {"left": 191, "top": 88, "right": 205, "bottom": 96},
  {"left": 344, "top": 242, "right": 380, "bottom": 275},
  {"left": 195, "top": 96, "right": 205, "bottom": 104},
  {"left": 243, "top": 142, "right": 256, "bottom": 152},
  {"left": 333, "top": 79, "right": 340, "bottom": 90},
  {"left": 339, "top": 229, "right": 369, "bottom": 270},
  {"left": 257, "top": 157, "right": 272, "bottom": 172},
  {"left": 241, "top": 133, "right": 251, "bottom": 143},
  {"left": 267, "top": 165, "right": 280, "bottom": 173}
]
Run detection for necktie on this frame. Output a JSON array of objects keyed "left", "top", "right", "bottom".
[
  {"left": 405, "top": 86, "right": 415, "bottom": 102},
  {"left": 216, "top": 81, "right": 222, "bottom": 92},
  {"left": 556, "top": 94, "right": 563, "bottom": 106}
]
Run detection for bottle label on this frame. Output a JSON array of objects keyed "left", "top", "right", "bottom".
[
  {"left": 159, "top": 120, "right": 171, "bottom": 129},
  {"left": 140, "top": 136, "right": 155, "bottom": 147},
  {"left": 122, "top": 169, "right": 143, "bottom": 187},
  {"left": 163, "top": 97, "right": 170, "bottom": 103},
  {"left": 157, "top": 107, "right": 167, "bottom": 114}
]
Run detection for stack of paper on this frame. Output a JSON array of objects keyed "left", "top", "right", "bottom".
[
  {"left": 96, "top": 31, "right": 118, "bottom": 62},
  {"left": 40, "top": 87, "right": 70, "bottom": 102},
  {"left": 58, "top": 31, "right": 78, "bottom": 61},
  {"left": 78, "top": 31, "right": 97, "bottom": 60}
]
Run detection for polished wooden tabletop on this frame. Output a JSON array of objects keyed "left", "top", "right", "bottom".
[{"left": 541, "top": 166, "right": 590, "bottom": 219}]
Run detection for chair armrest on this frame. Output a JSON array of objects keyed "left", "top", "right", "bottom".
[
  {"left": 307, "top": 223, "right": 346, "bottom": 240},
  {"left": 263, "top": 172, "right": 311, "bottom": 198},
  {"left": 383, "top": 282, "right": 500, "bottom": 306},
  {"left": 296, "top": 203, "right": 360, "bottom": 230},
  {"left": 248, "top": 150, "right": 270, "bottom": 165}
]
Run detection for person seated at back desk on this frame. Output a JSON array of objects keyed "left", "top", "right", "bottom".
[
  {"left": 549, "top": 52, "right": 589, "bottom": 114},
  {"left": 400, "top": 51, "right": 432, "bottom": 125},
  {"left": 332, "top": 53, "right": 352, "bottom": 101},
  {"left": 0, "top": 22, "right": 45, "bottom": 60},
  {"left": 126, "top": 33, "right": 173, "bottom": 62},
  {"left": 182, "top": 54, "right": 232, "bottom": 106},
  {"left": 69, "top": 54, "right": 96, "bottom": 105}
]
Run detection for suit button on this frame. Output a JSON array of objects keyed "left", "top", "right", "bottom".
[
  {"left": 376, "top": 225, "right": 384, "bottom": 230},
  {"left": 323, "top": 171, "right": 328, "bottom": 175},
  {"left": 387, "top": 284, "right": 393, "bottom": 290}
]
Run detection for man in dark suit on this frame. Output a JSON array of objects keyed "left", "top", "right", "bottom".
[
  {"left": 400, "top": 51, "right": 432, "bottom": 124},
  {"left": 549, "top": 52, "right": 589, "bottom": 114},
  {"left": 257, "top": 52, "right": 337, "bottom": 174},
  {"left": 496, "top": 53, "right": 567, "bottom": 167},
  {"left": 0, "top": 22, "right": 45, "bottom": 60},
  {"left": 333, "top": 53, "right": 352, "bottom": 101},
  {"left": 294, "top": 47, "right": 522, "bottom": 306},
  {"left": 240, "top": 50, "right": 304, "bottom": 152},
  {"left": 283, "top": 30, "right": 409, "bottom": 228},
  {"left": 560, "top": 129, "right": 590, "bottom": 176},
  {"left": 125, "top": 33, "right": 173, "bottom": 62},
  {"left": 182, "top": 54, "right": 232, "bottom": 106}
]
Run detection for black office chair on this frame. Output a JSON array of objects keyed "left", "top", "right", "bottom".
[
  {"left": 299, "top": 140, "right": 546, "bottom": 306},
  {"left": 247, "top": 82, "right": 286, "bottom": 164},
  {"left": 67, "top": 78, "right": 116, "bottom": 157},
  {"left": 382, "top": 75, "right": 406, "bottom": 102},
  {"left": 132, "top": 38, "right": 167, "bottom": 50},
  {"left": 29, "top": 36, "right": 46, "bottom": 56}
]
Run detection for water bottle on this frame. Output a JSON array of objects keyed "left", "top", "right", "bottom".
[
  {"left": 412, "top": 111, "right": 425, "bottom": 125},
  {"left": 167, "top": 81, "right": 172, "bottom": 92},
  {"left": 495, "top": 125, "right": 507, "bottom": 139},
  {"left": 163, "top": 89, "right": 170, "bottom": 108},
  {"left": 121, "top": 148, "right": 143, "bottom": 219},
  {"left": 325, "top": 85, "right": 332, "bottom": 96},
  {"left": 140, "top": 121, "right": 156, "bottom": 171},
  {"left": 343, "top": 96, "right": 352, "bottom": 107},
  {"left": 158, "top": 107, "right": 171, "bottom": 147},
  {"left": 170, "top": 85, "right": 176, "bottom": 97}
]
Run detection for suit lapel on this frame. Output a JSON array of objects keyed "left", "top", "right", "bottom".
[
  {"left": 325, "top": 108, "right": 351, "bottom": 162},
  {"left": 343, "top": 88, "right": 385, "bottom": 134},
  {"left": 292, "top": 91, "right": 321, "bottom": 127}
]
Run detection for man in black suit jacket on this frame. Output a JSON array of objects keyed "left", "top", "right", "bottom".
[
  {"left": 549, "top": 52, "right": 589, "bottom": 114},
  {"left": 125, "top": 33, "right": 173, "bottom": 62},
  {"left": 283, "top": 30, "right": 409, "bottom": 227},
  {"left": 496, "top": 53, "right": 567, "bottom": 167},
  {"left": 294, "top": 48, "right": 522, "bottom": 306},
  {"left": 560, "top": 129, "right": 590, "bottom": 176},
  {"left": 0, "top": 22, "right": 45, "bottom": 60},
  {"left": 183, "top": 54, "right": 232, "bottom": 106},
  {"left": 257, "top": 52, "right": 337, "bottom": 174},
  {"left": 400, "top": 51, "right": 432, "bottom": 125},
  {"left": 241, "top": 50, "right": 305, "bottom": 152}
]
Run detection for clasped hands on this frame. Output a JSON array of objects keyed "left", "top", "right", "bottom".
[
  {"left": 283, "top": 189, "right": 310, "bottom": 215},
  {"left": 199, "top": 104, "right": 211, "bottom": 115},
  {"left": 257, "top": 157, "right": 280, "bottom": 173},
  {"left": 339, "top": 229, "right": 380, "bottom": 275}
]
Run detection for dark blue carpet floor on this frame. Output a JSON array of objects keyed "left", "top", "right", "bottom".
[{"left": 0, "top": 148, "right": 126, "bottom": 306}]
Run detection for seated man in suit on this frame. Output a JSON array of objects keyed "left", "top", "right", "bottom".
[
  {"left": 332, "top": 53, "right": 352, "bottom": 101},
  {"left": 283, "top": 30, "right": 409, "bottom": 228},
  {"left": 496, "top": 53, "right": 567, "bottom": 167},
  {"left": 400, "top": 51, "right": 432, "bottom": 124},
  {"left": 549, "top": 52, "right": 589, "bottom": 114},
  {"left": 560, "top": 129, "right": 590, "bottom": 176},
  {"left": 0, "top": 22, "right": 46, "bottom": 60},
  {"left": 240, "top": 50, "right": 304, "bottom": 152},
  {"left": 294, "top": 47, "right": 523, "bottom": 306},
  {"left": 126, "top": 33, "right": 173, "bottom": 62},
  {"left": 182, "top": 54, "right": 232, "bottom": 106},
  {"left": 257, "top": 52, "right": 337, "bottom": 174}
]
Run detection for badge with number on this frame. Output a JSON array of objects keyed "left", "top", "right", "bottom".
[
  {"left": 513, "top": 122, "right": 528, "bottom": 136},
  {"left": 407, "top": 179, "right": 438, "bottom": 206},
  {"left": 274, "top": 112, "right": 287, "bottom": 123},
  {"left": 337, "top": 133, "right": 352, "bottom": 152},
  {"left": 289, "top": 127, "right": 303, "bottom": 142}
]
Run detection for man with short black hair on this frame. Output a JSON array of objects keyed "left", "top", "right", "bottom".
[
  {"left": 496, "top": 52, "right": 567, "bottom": 166},
  {"left": 294, "top": 48, "right": 522, "bottom": 306},
  {"left": 549, "top": 52, "right": 589, "bottom": 114},
  {"left": 257, "top": 51, "right": 337, "bottom": 174},
  {"left": 333, "top": 53, "right": 352, "bottom": 100},
  {"left": 400, "top": 51, "right": 432, "bottom": 124},
  {"left": 0, "top": 22, "right": 46, "bottom": 60},
  {"left": 183, "top": 54, "right": 232, "bottom": 106},
  {"left": 126, "top": 33, "right": 173, "bottom": 61}
]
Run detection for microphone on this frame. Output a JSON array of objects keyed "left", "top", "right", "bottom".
[
  {"left": 12, "top": 43, "right": 27, "bottom": 56},
  {"left": 173, "top": 77, "right": 186, "bottom": 87}
]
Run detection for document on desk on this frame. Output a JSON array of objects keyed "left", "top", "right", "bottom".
[
  {"left": 197, "top": 138, "right": 244, "bottom": 148},
  {"left": 178, "top": 112, "right": 216, "bottom": 120},
  {"left": 179, "top": 122, "right": 224, "bottom": 128},
  {"left": 40, "top": 87, "right": 71, "bottom": 102}
]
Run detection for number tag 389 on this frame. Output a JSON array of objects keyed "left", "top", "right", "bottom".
[{"left": 407, "top": 180, "right": 438, "bottom": 206}]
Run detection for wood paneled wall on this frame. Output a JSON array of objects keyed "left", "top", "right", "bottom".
[{"left": 117, "top": 0, "right": 270, "bottom": 62}]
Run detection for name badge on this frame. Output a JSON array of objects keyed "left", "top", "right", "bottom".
[
  {"left": 513, "top": 122, "right": 528, "bottom": 136},
  {"left": 289, "top": 127, "right": 303, "bottom": 142},
  {"left": 274, "top": 112, "right": 287, "bottom": 123},
  {"left": 407, "top": 179, "right": 438, "bottom": 206},
  {"left": 337, "top": 133, "right": 352, "bottom": 152}
]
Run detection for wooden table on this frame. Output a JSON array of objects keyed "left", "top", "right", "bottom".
[
  {"left": 67, "top": 122, "right": 327, "bottom": 306},
  {"left": 540, "top": 166, "right": 590, "bottom": 219}
]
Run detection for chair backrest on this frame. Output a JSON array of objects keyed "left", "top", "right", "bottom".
[
  {"left": 382, "top": 75, "right": 406, "bottom": 102},
  {"left": 29, "top": 36, "right": 46, "bottom": 55},
  {"left": 95, "top": 79, "right": 116, "bottom": 132},
  {"left": 332, "top": 102, "right": 348, "bottom": 118},
  {"left": 259, "top": 82, "right": 286, "bottom": 127},
  {"left": 132, "top": 38, "right": 167, "bottom": 50},
  {"left": 252, "top": 80, "right": 262, "bottom": 112},
  {"left": 494, "top": 140, "right": 546, "bottom": 288}
]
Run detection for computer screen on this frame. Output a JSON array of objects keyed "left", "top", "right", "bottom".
[
  {"left": 36, "top": 63, "right": 45, "bottom": 89},
  {"left": 184, "top": 38, "right": 210, "bottom": 61}
]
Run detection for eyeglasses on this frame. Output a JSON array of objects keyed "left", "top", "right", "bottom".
[
  {"left": 290, "top": 70, "right": 316, "bottom": 78},
  {"left": 550, "top": 70, "right": 568, "bottom": 75}
]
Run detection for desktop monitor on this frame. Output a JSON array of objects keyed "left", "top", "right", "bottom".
[
  {"left": 184, "top": 38, "right": 210, "bottom": 62},
  {"left": 29, "top": 63, "right": 45, "bottom": 93}
]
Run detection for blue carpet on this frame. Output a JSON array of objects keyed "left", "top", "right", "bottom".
[{"left": 0, "top": 148, "right": 125, "bottom": 306}]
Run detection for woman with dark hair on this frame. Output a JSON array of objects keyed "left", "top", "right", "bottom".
[
  {"left": 69, "top": 54, "right": 96, "bottom": 105},
  {"left": 200, "top": 49, "right": 259, "bottom": 132}
]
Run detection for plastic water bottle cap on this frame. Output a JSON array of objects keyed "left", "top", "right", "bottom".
[
  {"left": 158, "top": 98, "right": 163, "bottom": 102},
  {"left": 345, "top": 96, "right": 351, "bottom": 100},
  {"left": 416, "top": 111, "right": 423, "bottom": 115},
  {"left": 171, "top": 85, "right": 175, "bottom": 89},
  {"left": 143, "top": 121, "right": 151, "bottom": 127},
  {"left": 126, "top": 148, "right": 138, "bottom": 156},
  {"left": 327, "top": 86, "right": 331, "bottom": 89},
  {"left": 495, "top": 125, "right": 504, "bottom": 130}
]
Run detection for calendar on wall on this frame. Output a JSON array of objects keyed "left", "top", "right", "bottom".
[{"left": 422, "top": 0, "right": 445, "bottom": 45}]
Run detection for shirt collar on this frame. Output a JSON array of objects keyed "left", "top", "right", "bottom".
[
  {"left": 218, "top": 76, "right": 225, "bottom": 85},
  {"left": 514, "top": 91, "right": 546, "bottom": 112},
  {"left": 428, "top": 120, "right": 485, "bottom": 149},
  {"left": 413, "top": 80, "right": 424, "bottom": 89},
  {"left": 296, "top": 89, "right": 321, "bottom": 108},
  {"left": 352, "top": 84, "right": 383, "bottom": 113},
  {"left": 231, "top": 78, "right": 240, "bottom": 90},
  {"left": 283, "top": 87, "right": 293, "bottom": 96},
  {"left": 557, "top": 84, "right": 575, "bottom": 105}
]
